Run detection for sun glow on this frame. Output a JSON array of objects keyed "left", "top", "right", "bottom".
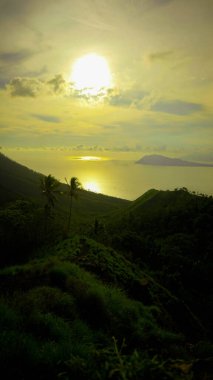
[
  {"left": 70, "top": 53, "right": 112, "bottom": 96},
  {"left": 80, "top": 156, "right": 102, "bottom": 161},
  {"left": 84, "top": 181, "right": 101, "bottom": 193},
  {"left": 66, "top": 155, "right": 108, "bottom": 161}
]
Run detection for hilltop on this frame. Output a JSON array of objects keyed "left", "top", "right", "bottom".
[{"left": 136, "top": 154, "right": 213, "bottom": 167}]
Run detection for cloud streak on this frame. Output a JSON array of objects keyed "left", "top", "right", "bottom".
[
  {"left": 31, "top": 114, "right": 61, "bottom": 123},
  {"left": 109, "top": 89, "right": 148, "bottom": 108},
  {"left": 148, "top": 50, "right": 174, "bottom": 62},
  {"left": 0, "top": 49, "right": 34, "bottom": 63},
  {"left": 151, "top": 100, "right": 204, "bottom": 115}
]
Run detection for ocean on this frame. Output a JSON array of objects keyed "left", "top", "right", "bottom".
[{"left": 3, "top": 150, "right": 213, "bottom": 200}]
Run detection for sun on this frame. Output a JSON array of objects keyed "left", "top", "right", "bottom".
[
  {"left": 84, "top": 181, "right": 101, "bottom": 193},
  {"left": 70, "top": 53, "right": 112, "bottom": 96}
]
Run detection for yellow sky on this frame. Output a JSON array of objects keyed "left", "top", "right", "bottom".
[{"left": 0, "top": 0, "right": 213, "bottom": 162}]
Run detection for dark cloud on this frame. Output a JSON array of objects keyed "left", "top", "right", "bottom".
[
  {"left": 148, "top": 50, "right": 173, "bottom": 62},
  {"left": 7, "top": 75, "right": 67, "bottom": 97},
  {"left": 47, "top": 74, "right": 67, "bottom": 94},
  {"left": 151, "top": 100, "right": 204, "bottom": 115},
  {"left": 0, "top": 0, "right": 41, "bottom": 20},
  {"left": 110, "top": 94, "right": 133, "bottom": 107},
  {"left": 31, "top": 114, "right": 61, "bottom": 123},
  {"left": 0, "top": 49, "right": 34, "bottom": 63},
  {"left": 8, "top": 77, "right": 43, "bottom": 97},
  {"left": 109, "top": 89, "right": 147, "bottom": 108},
  {"left": 0, "top": 73, "right": 8, "bottom": 88},
  {"left": 0, "top": 49, "right": 40, "bottom": 88}
]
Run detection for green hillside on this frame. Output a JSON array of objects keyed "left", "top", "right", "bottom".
[{"left": 0, "top": 157, "right": 213, "bottom": 380}]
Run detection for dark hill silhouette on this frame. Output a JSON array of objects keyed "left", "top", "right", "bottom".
[
  {"left": 108, "top": 188, "right": 213, "bottom": 246},
  {"left": 136, "top": 154, "right": 213, "bottom": 167}
]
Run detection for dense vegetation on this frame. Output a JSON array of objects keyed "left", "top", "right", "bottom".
[{"left": 0, "top": 154, "right": 213, "bottom": 380}]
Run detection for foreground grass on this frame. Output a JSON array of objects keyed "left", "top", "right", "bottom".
[{"left": 1, "top": 236, "right": 212, "bottom": 380}]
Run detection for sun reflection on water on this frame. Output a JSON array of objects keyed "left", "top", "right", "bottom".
[{"left": 84, "top": 180, "right": 101, "bottom": 193}]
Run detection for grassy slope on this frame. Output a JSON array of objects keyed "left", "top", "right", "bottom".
[
  {"left": 1, "top": 233, "right": 212, "bottom": 379},
  {"left": 0, "top": 236, "right": 196, "bottom": 380}
]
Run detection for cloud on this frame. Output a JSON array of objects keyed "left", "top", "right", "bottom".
[
  {"left": 151, "top": 100, "right": 204, "bottom": 115},
  {"left": 8, "top": 77, "right": 43, "bottom": 97},
  {"left": 150, "top": 0, "right": 174, "bottom": 6},
  {"left": 7, "top": 74, "right": 69, "bottom": 97},
  {"left": 101, "top": 124, "right": 119, "bottom": 130},
  {"left": 142, "top": 0, "right": 174, "bottom": 11},
  {"left": 47, "top": 74, "right": 68, "bottom": 94},
  {"left": 49, "top": 143, "right": 168, "bottom": 153},
  {"left": 6, "top": 74, "right": 107, "bottom": 100},
  {"left": 0, "top": 0, "right": 43, "bottom": 21},
  {"left": 109, "top": 89, "right": 148, "bottom": 108},
  {"left": 31, "top": 114, "right": 61, "bottom": 123},
  {"left": 148, "top": 50, "right": 174, "bottom": 62},
  {"left": 0, "top": 49, "right": 34, "bottom": 63}
]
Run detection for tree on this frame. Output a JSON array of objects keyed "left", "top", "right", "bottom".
[
  {"left": 65, "top": 176, "right": 82, "bottom": 232},
  {"left": 40, "top": 174, "right": 61, "bottom": 227}
]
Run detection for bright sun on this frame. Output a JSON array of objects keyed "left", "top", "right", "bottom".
[
  {"left": 70, "top": 53, "right": 112, "bottom": 96},
  {"left": 84, "top": 181, "right": 101, "bottom": 193}
]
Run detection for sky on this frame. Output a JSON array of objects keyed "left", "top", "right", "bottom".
[{"left": 0, "top": 0, "right": 213, "bottom": 164}]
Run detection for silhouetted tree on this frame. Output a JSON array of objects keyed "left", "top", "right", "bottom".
[
  {"left": 65, "top": 176, "right": 81, "bottom": 232},
  {"left": 40, "top": 174, "right": 61, "bottom": 230}
]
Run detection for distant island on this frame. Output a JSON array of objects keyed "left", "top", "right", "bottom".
[{"left": 136, "top": 154, "right": 213, "bottom": 167}]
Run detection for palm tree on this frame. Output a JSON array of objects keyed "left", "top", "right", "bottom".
[
  {"left": 40, "top": 174, "right": 61, "bottom": 220},
  {"left": 65, "top": 176, "right": 81, "bottom": 232}
]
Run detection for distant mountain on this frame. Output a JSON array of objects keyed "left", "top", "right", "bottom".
[
  {"left": 0, "top": 153, "right": 129, "bottom": 217},
  {"left": 136, "top": 154, "right": 213, "bottom": 167}
]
